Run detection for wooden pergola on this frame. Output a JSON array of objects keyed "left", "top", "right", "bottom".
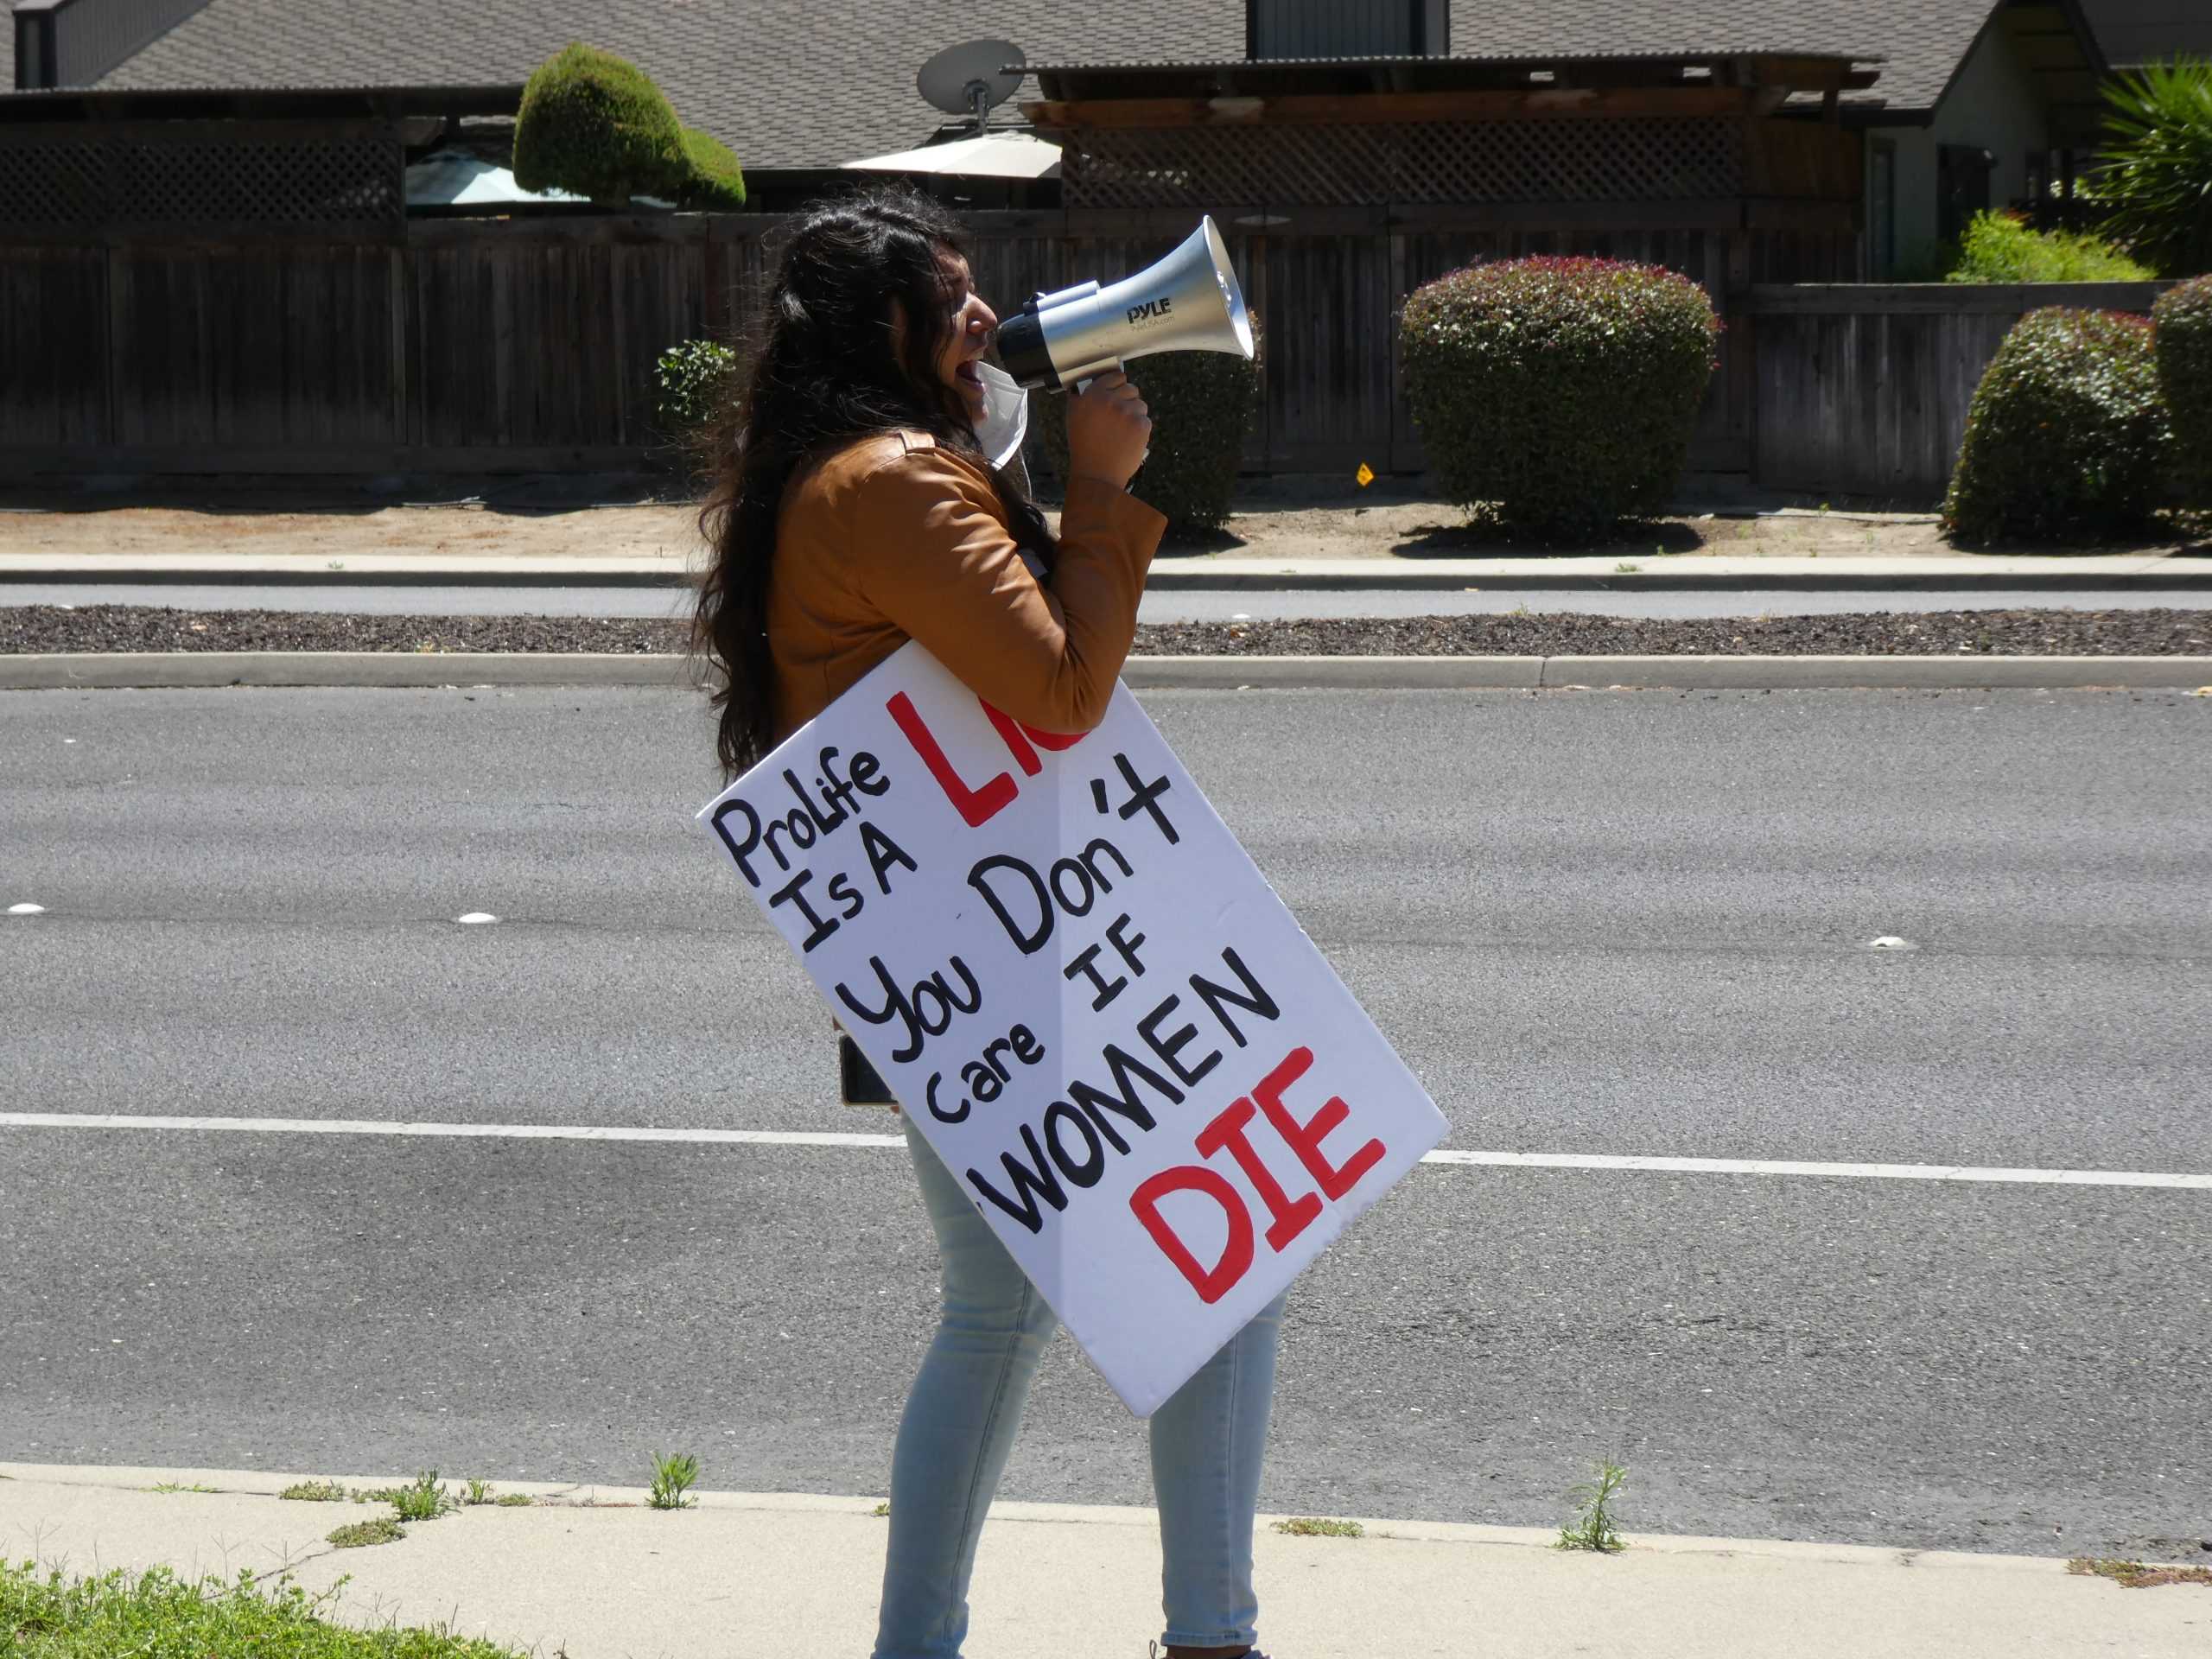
[{"left": 1022, "top": 51, "right": 1881, "bottom": 234}]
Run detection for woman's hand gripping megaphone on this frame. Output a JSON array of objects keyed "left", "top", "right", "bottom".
[{"left": 1062, "top": 369, "right": 1153, "bottom": 493}]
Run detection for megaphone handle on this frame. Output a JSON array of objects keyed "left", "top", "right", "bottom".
[{"left": 1071, "top": 376, "right": 1149, "bottom": 474}]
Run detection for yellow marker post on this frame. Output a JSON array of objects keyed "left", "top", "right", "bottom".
[{"left": 1355, "top": 462, "right": 1375, "bottom": 487}]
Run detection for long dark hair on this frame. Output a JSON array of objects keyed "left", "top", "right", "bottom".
[{"left": 693, "top": 186, "right": 1053, "bottom": 776}]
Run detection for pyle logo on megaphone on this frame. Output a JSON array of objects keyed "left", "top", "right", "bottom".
[{"left": 996, "top": 217, "right": 1253, "bottom": 391}]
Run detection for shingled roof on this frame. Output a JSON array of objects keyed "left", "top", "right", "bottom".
[{"left": 16, "top": 0, "right": 2096, "bottom": 169}]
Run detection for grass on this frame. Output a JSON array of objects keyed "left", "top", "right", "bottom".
[
  {"left": 0, "top": 1558, "right": 531, "bottom": 1656},
  {"left": 1613, "top": 562, "right": 1640, "bottom": 573},
  {"left": 646, "top": 1453, "right": 699, "bottom": 1511},
  {"left": 870, "top": 1502, "right": 890, "bottom": 1518},
  {"left": 492, "top": 1494, "right": 534, "bottom": 1508},
  {"left": 323, "top": 1516, "right": 404, "bottom": 1550},
  {"left": 145, "top": 1483, "right": 219, "bottom": 1494},
  {"left": 280, "top": 1481, "right": 348, "bottom": 1503},
  {"left": 2069, "top": 1557, "right": 2212, "bottom": 1588},
  {"left": 1555, "top": 1460, "right": 1630, "bottom": 1554},
  {"left": 1272, "top": 1516, "right": 1363, "bottom": 1538}
]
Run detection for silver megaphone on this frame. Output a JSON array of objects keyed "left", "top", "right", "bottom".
[{"left": 995, "top": 216, "right": 1255, "bottom": 391}]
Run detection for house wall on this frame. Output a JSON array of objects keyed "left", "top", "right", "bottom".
[
  {"left": 1878, "top": 19, "right": 2055, "bottom": 272},
  {"left": 1248, "top": 0, "right": 1447, "bottom": 57}
]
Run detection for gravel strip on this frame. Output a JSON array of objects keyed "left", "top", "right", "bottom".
[{"left": 3, "top": 605, "right": 2209, "bottom": 658}]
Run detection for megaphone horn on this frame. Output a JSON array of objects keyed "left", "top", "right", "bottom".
[{"left": 995, "top": 216, "right": 1255, "bottom": 391}]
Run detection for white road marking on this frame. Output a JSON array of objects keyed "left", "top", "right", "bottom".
[
  {"left": 454, "top": 912, "right": 499, "bottom": 925},
  {"left": 1, "top": 1113, "right": 2205, "bottom": 1190},
  {"left": 7, "top": 903, "right": 45, "bottom": 915}
]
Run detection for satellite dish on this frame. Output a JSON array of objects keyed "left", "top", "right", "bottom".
[{"left": 918, "top": 38, "right": 1026, "bottom": 130}]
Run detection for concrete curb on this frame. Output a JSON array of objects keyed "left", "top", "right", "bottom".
[
  {"left": 6, "top": 552, "right": 2212, "bottom": 590},
  {"left": 5, "top": 652, "right": 2210, "bottom": 693}
]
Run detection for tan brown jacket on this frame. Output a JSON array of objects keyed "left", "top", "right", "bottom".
[{"left": 766, "top": 429, "right": 1166, "bottom": 744}]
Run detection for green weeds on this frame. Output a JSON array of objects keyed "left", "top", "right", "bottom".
[
  {"left": 1272, "top": 1516, "right": 1363, "bottom": 1538},
  {"left": 646, "top": 1452, "right": 699, "bottom": 1511},
  {"left": 1555, "top": 1460, "right": 1630, "bottom": 1554},
  {"left": 278, "top": 1481, "right": 347, "bottom": 1503},
  {"left": 0, "top": 1558, "right": 528, "bottom": 1655},
  {"left": 360, "top": 1472, "right": 458, "bottom": 1522},
  {"left": 324, "top": 1517, "right": 404, "bottom": 1550}
]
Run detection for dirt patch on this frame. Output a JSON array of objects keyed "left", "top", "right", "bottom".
[
  {"left": 3, "top": 486, "right": 2200, "bottom": 564},
  {"left": 8, "top": 605, "right": 2209, "bottom": 658},
  {"left": 0, "top": 495, "right": 2018, "bottom": 565}
]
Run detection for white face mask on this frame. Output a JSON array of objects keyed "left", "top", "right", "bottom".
[{"left": 972, "top": 361, "right": 1031, "bottom": 471}]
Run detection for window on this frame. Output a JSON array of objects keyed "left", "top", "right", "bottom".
[
  {"left": 1937, "top": 144, "right": 1993, "bottom": 245},
  {"left": 1869, "top": 138, "right": 1897, "bottom": 278}
]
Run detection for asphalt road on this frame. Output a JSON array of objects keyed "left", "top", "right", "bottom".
[
  {"left": 3, "top": 685, "right": 2208, "bottom": 1563},
  {"left": 4, "top": 581, "right": 2206, "bottom": 622}
]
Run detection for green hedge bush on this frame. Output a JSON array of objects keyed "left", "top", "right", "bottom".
[
  {"left": 1942, "top": 307, "right": 2171, "bottom": 543},
  {"left": 1400, "top": 257, "right": 1719, "bottom": 538},
  {"left": 2155, "top": 276, "right": 2212, "bottom": 502},
  {"left": 513, "top": 42, "right": 687, "bottom": 206},
  {"left": 1946, "top": 210, "right": 2153, "bottom": 283},
  {"left": 1033, "top": 322, "right": 1262, "bottom": 535},
  {"left": 679, "top": 126, "right": 747, "bottom": 209}
]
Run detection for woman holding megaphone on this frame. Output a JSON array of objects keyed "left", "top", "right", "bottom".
[{"left": 693, "top": 187, "right": 1287, "bottom": 1659}]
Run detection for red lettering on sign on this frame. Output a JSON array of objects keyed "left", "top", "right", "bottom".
[
  {"left": 1129, "top": 1165, "right": 1254, "bottom": 1305},
  {"left": 1252, "top": 1046, "right": 1384, "bottom": 1200},
  {"left": 981, "top": 699, "right": 1089, "bottom": 776},
  {"left": 981, "top": 702, "right": 1044, "bottom": 777},
  {"left": 887, "top": 692, "right": 1017, "bottom": 829},
  {"left": 1196, "top": 1096, "right": 1321, "bottom": 1252}
]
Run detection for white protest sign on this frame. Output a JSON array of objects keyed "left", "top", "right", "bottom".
[{"left": 696, "top": 642, "right": 1446, "bottom": 1416}]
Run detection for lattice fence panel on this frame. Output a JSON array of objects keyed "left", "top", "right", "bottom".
[
  {"left": 1065, "top": 118, "right": 1744, "bottom": 208},
  {"left": 0, "top": 138, "right": 108, "bottom": 225},
  {"left": 0, "top": 124, "right": 402, "bottom": 235}
]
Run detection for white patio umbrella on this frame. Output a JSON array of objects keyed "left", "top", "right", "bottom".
[{"left": 841, "top": 130, "right": 1061, "bottom": 181}]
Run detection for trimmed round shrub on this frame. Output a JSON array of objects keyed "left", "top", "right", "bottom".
[
  {"left": 1033, "top": 321, "right": 1262, "bottom": 535},
  {"left": 513, "top": 42, "right": 686, "bottom": 207},
  {"left": 1400, "top": 256, "right": 1719, "bottom": 538},
  {"left": 679, "top": 126, "right": 747, "bottom": 209},
  {"left": 1942, "top": 307, "right": 2171, "bottom": 544},
  {"left": 2154, "top": 276, "right": 2212, "bottom": 503}
]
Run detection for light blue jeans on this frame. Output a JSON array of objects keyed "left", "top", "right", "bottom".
[{"left": 875, "top": 1114, "right": 1287, "bottom": 1659}]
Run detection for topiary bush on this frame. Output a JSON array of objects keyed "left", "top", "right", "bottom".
[
  {"left": 1400, "top": 257, "right": 1719, "bottom": 538},
  {"left": 679, "top": 126, "right": 747, "bottom": 209},
  {"left": 513, "top": 42, "right": 687, "bottom": 207},
  {"left": 1032, "top": 321, "right": 1262, "bottom": 535},
  {"left": 1946, "top": 209, "right": 2154, "bottom": 283},
  {"left": 1942, "top": 307, "right": 2171, "bottom": 543},
  {"left": 2154, "top": 276, "right": 2212, "bottom": 503}
]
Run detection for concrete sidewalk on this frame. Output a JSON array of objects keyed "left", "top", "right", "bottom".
[
  {"left": 6, "top": 550, "right": 2212, "bottom": 591},
  {"left": 3, "top": 1464, "right": 2205, "bottom": 1658}
]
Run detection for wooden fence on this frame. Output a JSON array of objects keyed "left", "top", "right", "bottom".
[
  {"left": 1747, "top": 281, "right": 2177, "bottom": 499},
  {"left": 0, "top": 207, "right": 1859, "bottom": 483},
  {"left": 10, "top": 213, "right": 2170, "bottom": 500}
]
